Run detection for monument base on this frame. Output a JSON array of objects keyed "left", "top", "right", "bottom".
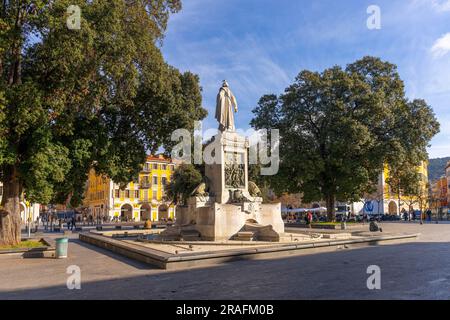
[{"left": 160, "top": 196, "right": 285, "bottom": 241}]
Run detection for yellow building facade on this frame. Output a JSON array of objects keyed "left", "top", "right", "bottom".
[
  {"left": 380, "top": 161, "right": 429, "bottom": 215},
  {"left": 83, "top": 155, "right": 176, "bottom": 222}
]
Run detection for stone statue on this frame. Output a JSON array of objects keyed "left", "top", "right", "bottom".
[
  {"left": 215, "top": 80, "right": 238, "bottom": 131},
  {"left": 191, "top": 182, "right": 208, "bottom": 197},
  {"left": 248, "top": 181, "right": 262, "bottom": 197}
]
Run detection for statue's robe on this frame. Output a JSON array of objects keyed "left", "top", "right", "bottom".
[{"left": 215, "top": 86, "right": 238, "bottom": 131}]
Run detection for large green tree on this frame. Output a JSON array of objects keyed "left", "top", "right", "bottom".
[
  {"left": 0, "top": 0, "right": 207, "bottom": 245},
  {"left": 166, "top": 163, "right": 202, "bottom": 205},
  {"left": 251, "top": 57, "right": 440, "bottom": 220}
]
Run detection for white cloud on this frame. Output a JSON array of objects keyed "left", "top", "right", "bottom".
[
  {"left": 431, "top": 33, "right": 450, "bottom": 58},
  {"left": 432, "top": 0, "right": 450, "bottom": 12}
]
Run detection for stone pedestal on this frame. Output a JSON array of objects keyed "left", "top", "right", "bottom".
[{"left": 205, "top": 131, "right": 250, "bottom": 204}]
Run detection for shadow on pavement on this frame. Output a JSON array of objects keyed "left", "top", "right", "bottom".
[
  {"left": 1, "top": 241, "right": 450, "bottom": 300},
  {"left": 70, "top": 238, "right": 157, "bottom": 271}
]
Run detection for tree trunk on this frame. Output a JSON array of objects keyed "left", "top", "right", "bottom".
[
  {"left": 326, "top": 194, "right": 336, "bottom": 222},
  {"left": 0, "top": 166, "right": 22, "bottom": 246}
]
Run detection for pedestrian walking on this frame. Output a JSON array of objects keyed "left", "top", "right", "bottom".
[
  {"left": 401, "top": 208, "right": 406, "bottom": 221},
  {"left": 426, "top": 209, "right": 432, "bottom": 222},
  {"left": 71, "top": 216, "right": 76, "bottom": 230},
  {"left": 307, "top": 211, "right": 313, "bottom": 229}
]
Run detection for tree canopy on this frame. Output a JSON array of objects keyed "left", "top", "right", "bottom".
[
  {"left": 251, "top": 56, "right": 440, "bottom": 219},
  {"left": 166, "top": 163, "right": 202, "bottom": 205},
  {"left": 0, "top": 0, "right": 207, "bottom": 245}
]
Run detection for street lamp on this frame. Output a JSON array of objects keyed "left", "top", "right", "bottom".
[{"left": 27, "top": 205, "right": 31, "bottom": 239}]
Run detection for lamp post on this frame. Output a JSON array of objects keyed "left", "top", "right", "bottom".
[{"left": 27, "top": 206, "right": 31, "bottom": 239}]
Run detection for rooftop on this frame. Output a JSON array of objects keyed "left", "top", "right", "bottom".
[{"left": 146, "top": 154, "right": 172, "bottom": 163}]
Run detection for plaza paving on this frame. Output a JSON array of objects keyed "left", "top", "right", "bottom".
[{"left": 1, "top": 222, "right": 450, "bottom": 299}]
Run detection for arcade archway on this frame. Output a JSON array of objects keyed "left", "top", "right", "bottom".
[
  {"left": 388, "top": 201, "right": 397, "bottom": 215},
  {"left": 140, "top": 203, "right": 151, "bottom": 221},
  {"left": 120, "top": 204, "right": 133, "bottom": 221},
  {"left": 158, "top": 204, "right": 169, "bottom": 221}
]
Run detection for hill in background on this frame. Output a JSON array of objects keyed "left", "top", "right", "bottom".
[{"left": 428, "top": 157, "right": 450, "bottom": 182}]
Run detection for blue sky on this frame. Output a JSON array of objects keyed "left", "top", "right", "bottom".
[{"left": 161, "top": 0, "right": 450, "bottom": 159}]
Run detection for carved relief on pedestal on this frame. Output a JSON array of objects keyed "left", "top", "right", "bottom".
[{"left": 224, "top": 152, "right": 245, "bottom": 189}]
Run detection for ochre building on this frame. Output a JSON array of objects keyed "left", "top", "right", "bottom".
[{"left": 83, "top": 155, "right": 176, "bottom": 222}]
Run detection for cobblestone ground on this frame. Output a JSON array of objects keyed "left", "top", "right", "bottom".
[{"left": 1, "top": 222, "right": 450, "bottom": 300}]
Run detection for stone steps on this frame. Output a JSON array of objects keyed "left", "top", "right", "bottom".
[
  {"left": 234, "top": 231, "right": 256, "bottom": 241},
  {"left": 180, "top": 229, "right": 201, "bottom": 241},
  {"left": 233, "top": 223, "right": 281, "bottom": 242}
]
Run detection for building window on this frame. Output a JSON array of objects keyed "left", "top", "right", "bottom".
[
  {"left": 162, "top": 164, "right": 167, "bottom": 170},
  {"left": 114, "top": 189, "right": 119, "bottom": 198},
  {"left": 162, "top": 177, "right": 167, "bottom": 186},
  {"left": 144, "top": 163, "right": 150, "bottom": 172},
  {"left": 153, "top": 176, "right": 158, "bottom": 185},
  {"left": 135, "top": 190, "right": 139, "bottom": 198},
  {"left": 153, "top": 163, "right": 158, "bottom": 170},
  {"left": 125, "top": 190, "right": 130, "bottom": 198}
]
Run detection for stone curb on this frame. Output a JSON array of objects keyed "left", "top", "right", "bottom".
[
  {"left": 79, "top": 232, "right": 419, "bottom": 270},
  {"left": 0, "top": 237, "right": 56, "bottom": 259}
]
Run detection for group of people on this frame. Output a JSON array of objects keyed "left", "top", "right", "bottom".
[
  {"left": 401, "top": 208, "right": 433, "bottom": 222},
  {"left": 285, "top": 212, "right": 318, "bottom": 224},
  {"left": 66, "top": 216, "right": 77, "bottom": 230}
]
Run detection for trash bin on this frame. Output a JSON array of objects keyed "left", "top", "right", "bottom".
[{"left": 55, "top": 238, "right": 69, "bottom": 258}]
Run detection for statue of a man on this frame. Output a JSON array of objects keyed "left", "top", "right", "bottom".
[{"left": 215, "top": 80, "right": 238, "bottom": 131}]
